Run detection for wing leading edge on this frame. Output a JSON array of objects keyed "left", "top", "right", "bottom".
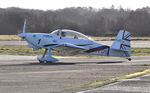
[{"left": 43, "top": 43, "right": 87, "bottom": 54}]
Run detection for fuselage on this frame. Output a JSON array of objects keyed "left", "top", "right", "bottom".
[{"left": 19, "top": 33, "right": 103, "bottom": 50}]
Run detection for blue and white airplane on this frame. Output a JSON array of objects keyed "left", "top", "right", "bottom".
[{"left": 18, "top": 20, "right": 131, "bottom": 63}]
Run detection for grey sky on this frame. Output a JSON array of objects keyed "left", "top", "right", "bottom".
[{"left": 0, "top": 0, "right": 150, "bottom": 10}]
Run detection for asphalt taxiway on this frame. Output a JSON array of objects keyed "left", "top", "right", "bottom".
[{"left": 0, "top": 55, "right": 149, "bottom": 93}]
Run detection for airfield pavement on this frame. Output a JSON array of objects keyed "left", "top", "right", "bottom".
[
  {"left": 0, "top": 55, "right": 149, "bottom": 93},
  {"left": 78, "top": 73, "right": 150, "bottom": 93},
  {"left": 1, "top": 41, "right": 150, "bottom": 48}
]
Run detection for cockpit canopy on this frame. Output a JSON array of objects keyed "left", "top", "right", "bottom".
[{"left": 51, "top": 29, "right": 91, "bottom": 40}]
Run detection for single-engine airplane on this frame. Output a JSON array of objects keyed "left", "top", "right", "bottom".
[{"left": 18, "top": 20, "right": 131, "bottom": 63}]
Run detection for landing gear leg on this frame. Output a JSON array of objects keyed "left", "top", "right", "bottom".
[
  {"left": 45, "top": 48, "right": 58, "bottom": 63},
  {"left": 42, "top": 49, "right": 48, "bottom": 58},
  {"left": 46, "top": 48, "right": 52, "bottom": 63},
  {"left": 37, "top": 48, "right": 58, "bottom": 63},
  {"left": 37, "top": 49, "right": 47, "bottom": 63}
]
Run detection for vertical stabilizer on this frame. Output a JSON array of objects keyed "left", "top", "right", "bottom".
[
  {"left": 111, "top": 30, "right": 131, "bottom": 52},
  {"left": 110, "top": 30, "right": 131, "bottom": 58}
]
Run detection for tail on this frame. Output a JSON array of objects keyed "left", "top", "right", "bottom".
[{"left": 110, "top": 30, "right": 131, "bottom": 57}]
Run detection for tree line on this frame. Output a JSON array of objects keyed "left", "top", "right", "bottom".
[{"left": 0, "top": 6, "right": 150, "bottom": 36}]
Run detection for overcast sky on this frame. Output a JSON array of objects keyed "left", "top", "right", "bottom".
[{"left": 0, "top": 0, "right": 150, "bottom": 10}]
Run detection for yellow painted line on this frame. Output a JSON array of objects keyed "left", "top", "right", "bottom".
[
  {"left": 64, "top": 69, "right": 150, "bottom": 91},
  {"left": 88, "top": 69, "right": 150, "bottom": 87}
]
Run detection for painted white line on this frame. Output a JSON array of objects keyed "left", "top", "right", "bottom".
[
  {"left": 0, "top": 69, "right": 99, "bottom": 75},
  {"left": 77, "top": 80, "right": 121, "bottom": 93}
]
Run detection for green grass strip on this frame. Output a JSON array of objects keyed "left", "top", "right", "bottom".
[{"left": 0, "top": 45, "right": 150, "bottom": 56}]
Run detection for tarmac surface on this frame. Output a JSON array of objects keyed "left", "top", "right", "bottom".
[
  {"left": 0, "top": 41, "right": 150, "bottom": 48},
  {"left": 0, "top": 55, "right": 149, "bottom": 93},
  {"left": 78, "top": 74, "right": 150, "bottom": 93}
]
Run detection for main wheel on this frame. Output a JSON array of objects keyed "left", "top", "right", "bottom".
[
  {"left": 45, "top": 61, "right": 53, "bottom": 63},
  {"left": 39, "top": 60, "right": 45, "bottom": 63}
]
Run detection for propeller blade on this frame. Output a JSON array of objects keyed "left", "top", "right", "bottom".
[{"left": 23, "top": 19, "right": 26, "bottom": 33}]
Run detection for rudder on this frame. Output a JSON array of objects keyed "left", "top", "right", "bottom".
[{"left": 111, "top": 30, "right": 131, "bottom": 57}]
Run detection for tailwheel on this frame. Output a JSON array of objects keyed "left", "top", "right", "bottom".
[{"left": 128, "top": 58, "right": 132, "bottom": 61}]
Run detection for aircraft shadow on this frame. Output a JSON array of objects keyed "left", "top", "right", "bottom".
[
  {"left": 0, "top": 61, "right": 124, "bottom": 66},
  {"left": 97, "top": 61, "right": 124, "bottom": 64}
]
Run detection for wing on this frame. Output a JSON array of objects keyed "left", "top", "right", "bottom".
[
  {"left": 52, "top": 43, "right": 87, "bottom": 54},
  {"left": 43, "top": 43, "right": 87, "bottom": 54},
  {"left": 43, "top": 42, "right": 110, "bottom": 55}
]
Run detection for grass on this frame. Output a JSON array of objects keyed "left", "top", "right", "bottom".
[
  {"left": 0, "top": 45, "right": 105, "bottom": 57},
  {"left": 131, "top": 48, "right": 150, "bottom": 55},
  {"left": 0, "top": 35, "right": 21, "bottom": 41},
  {"left": 64, "top": 69, "right": 150, "bottom": 91},
  {"left": 0, "top": 45, "right": 150, "bottom": 56},
  {"left": 0, "top": 45, "right": 44, "bottom": 56},
  {"left": 89, "top": 36, "right": 115, "bottom": 41},
  {"left": 90, "top": 36, "right": 150, "bottom": 41},
  {"left": 1, "top": 35, "right": 150, "bottom": 41},
  {"left": 138, "top": 64, "right": 150, "bottom": 66}
]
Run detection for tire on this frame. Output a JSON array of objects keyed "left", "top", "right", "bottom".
[
  {"left": 46, "top": 61, "right": 52, "bottom": 63},
  {"left": 128, "top": 58, "right": 132, "bottom": 61},
  {"left": 39, "top": 60, "right": 45, "bottom": 63}
]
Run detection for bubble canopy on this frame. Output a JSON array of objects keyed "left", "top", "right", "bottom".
[{"left": 51, "top": 29, "right": 91, "bottom": 40}]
